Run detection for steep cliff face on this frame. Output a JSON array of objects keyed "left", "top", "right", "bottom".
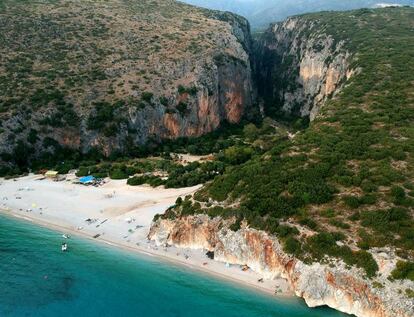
[
  {"left": 0, "top": 0, "right": 253, "bottom": 160},
  {"left": 256, "top": 17, "right": 353, "bottom": 120},
  {"left": 81, "top": 54, "right": 253, "bottom": 155},
  {"left": 149, "top": 215, "right": 414, "bottom": 317}
]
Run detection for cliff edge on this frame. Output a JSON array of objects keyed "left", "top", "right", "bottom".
[
  {"left": 150, "top": 215, "right": 414, "bottom": 317},
  {"left": 256, "top": 16, "right": 353, "bottom": 120}
]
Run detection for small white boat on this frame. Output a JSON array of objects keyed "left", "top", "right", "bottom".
[
  {"left": 61, "top": 243, "right": 68, "bottom": 252},
  {"left": 62, "top": 234, "right": 70, "bottom": 239}
]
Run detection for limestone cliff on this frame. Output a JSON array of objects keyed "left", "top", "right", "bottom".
[
  {"left": 256, "top": 17, "right": 354, "bottom": 120},
  {"left": 149, "top": 215, "right": 414, "bottom": 317},
  {"left": 0, "top": 0, "right": 254, "bottom": 159}
]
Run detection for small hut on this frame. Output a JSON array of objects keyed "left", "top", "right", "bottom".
[{"left": 45, "top": 170, "right": 58, "bottom": 179}]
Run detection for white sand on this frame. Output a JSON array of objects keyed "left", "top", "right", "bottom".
[{"left": 0, "top": 174, "right": 292, "bottom": 296}]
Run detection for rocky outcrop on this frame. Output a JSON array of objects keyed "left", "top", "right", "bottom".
[
  {"left": 81, "top": 54, "right": 253, "bottom": 153},
  {"left": 256, "top": 17, "right": 354, "bottom": 120},
  {"left": 149, "top": 215, "right": 414, "bottom": 317}
]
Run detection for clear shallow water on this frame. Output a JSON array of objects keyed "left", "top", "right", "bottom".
[{"left": 0, "top": 214, "right": 349, "bottom": 317}]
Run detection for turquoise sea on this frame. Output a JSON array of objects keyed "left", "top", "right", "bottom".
[{"left": 0, "top": 214, "right": 349, "bottom": 317}]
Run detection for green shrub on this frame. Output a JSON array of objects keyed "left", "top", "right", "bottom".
[
  {"left": 391, "top": 261, "right": 414, "bottom": 281},
  {"left": 109, "top": 169, "right": 129, "bottom": 180},
  {"left": 141, "top": 92, "right": 154, "bottom": 102},
  {"left": 27, "top": 129, "right": 38, "bottom": 144},
  {"left": 175, "top": 197, "right": 183, "bottom": 206},
  {"left": 284, "top": 237, "right": 302, "bottom": 256},
  {"left": 127, "top": 176, "right": 147, "bottom": 186},
  {"left": 359, "top": 194, "right": 377, "bottom": 205},
  {"left": 176, "top": 102, "right": 188, "bottom": 115},
  {"left": 206, "top": 206, "right": 225, "bottom": 218},
  {"left": 391, "top": 185, "right": 405, "bottom": 198},
  {"left": 353, "top": 250, "right": 379, "bottom": 278},
  {"left": 230, "top": 217, "right": 242, "bottom": 232},
  {"left": 343, "top": 196, "right": 360, "bottom": 209},
  {"left": 299, "top": 217, "right": 318, "bottom": 230},
  {"left": 178, "top": 85, "right": 197, "bottom": 96},
  {"left": 127, "top": 175, "right": 165, "bottom": 187},
  {"left": 243, "top": 123, "right": 259, "bottom": 141},
  {"left": 349, "top": 212, "right": 361, "bottom": 221},
  {"left": 276, "top": 225, "right": 299, "bottom": 238},
  {"left": 329, "top": 219, "right": 351, "bottom": 229},
  {"left": 321, "top": 209, "right": 336, "bottom": 218},
  {"left": 76, "top": 166, "right": 90, "bottom": 177},
  {"left": 160, "top": 96, "right": 169, "bottom": 106},
  {"left": 219, "top": 146, "right": 254, "bottom": 165},
  {"left": 361, "top": 180, "right": 378, "bottom": 193}
]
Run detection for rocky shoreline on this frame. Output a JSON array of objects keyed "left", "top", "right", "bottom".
[{"left": 149, "top": 214, "right": 414, "bottom": 317}]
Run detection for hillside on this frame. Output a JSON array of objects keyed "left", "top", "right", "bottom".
[
  {"left": 150, "top": 7, "right": 414, "bottom": 317},
  {"left": 204, "top": 6, "right": 414, "bottom": 269},
  {"left": 0, "top": 0, "right": 253, "bottom": 173},
  {"left": 1, "top": 3, "right": 414, "bottom": 316}
]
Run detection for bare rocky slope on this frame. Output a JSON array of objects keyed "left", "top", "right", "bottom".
[{"left": 0, "top": 0, "right": 253, "bottom": 163}]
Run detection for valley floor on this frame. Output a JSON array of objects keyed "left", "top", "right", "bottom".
[{"left": 0, "top": 174, "right": 291, "bottom": 296}]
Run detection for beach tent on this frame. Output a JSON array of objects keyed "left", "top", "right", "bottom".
[
  {"left": 79, "top": 175, "right": 96, "bottom": 184},
  {"left": 45, "top": 170, "right": 58, "bottom": 178}
]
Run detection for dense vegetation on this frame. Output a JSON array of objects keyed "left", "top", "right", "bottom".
[
  {"left": 166, "top": 7, "right": 414, "bottom": 278},
  {"left": 75, "top": 156, "right": 224, "bottom": 188},
  {"left": 69, "top": 120, "right": 284, "bottom": 188},
  {"left": 0, "top": 120, "right": 256, "bottom": 177}
]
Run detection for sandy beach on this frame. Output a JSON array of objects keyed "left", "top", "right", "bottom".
[{"left": 0, "top": 174, "right": 292, "bottom": 296}]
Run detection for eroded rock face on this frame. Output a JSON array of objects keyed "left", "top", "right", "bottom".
[
  {"left": 149, "top": 215, "right": 414, "bottom": 317},
  {"left": 63, "top": 27, "right": 253, "bottom": 154},
  {"left": 256, "top": 17, "right": 353, "bottom": 120},
  {"left": 0, "top": 0, "right": 254, "bottom": 158}
]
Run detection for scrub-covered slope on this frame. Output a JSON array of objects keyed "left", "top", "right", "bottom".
[
  {"left": 151, "top": 7, "right": 414, "bottom": 317},
  {"left": 205, "top": 6, "right": 414, "bottom": 264},
  {"left": 0, "top": 0, "right": 253, "bottom": 171}
]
